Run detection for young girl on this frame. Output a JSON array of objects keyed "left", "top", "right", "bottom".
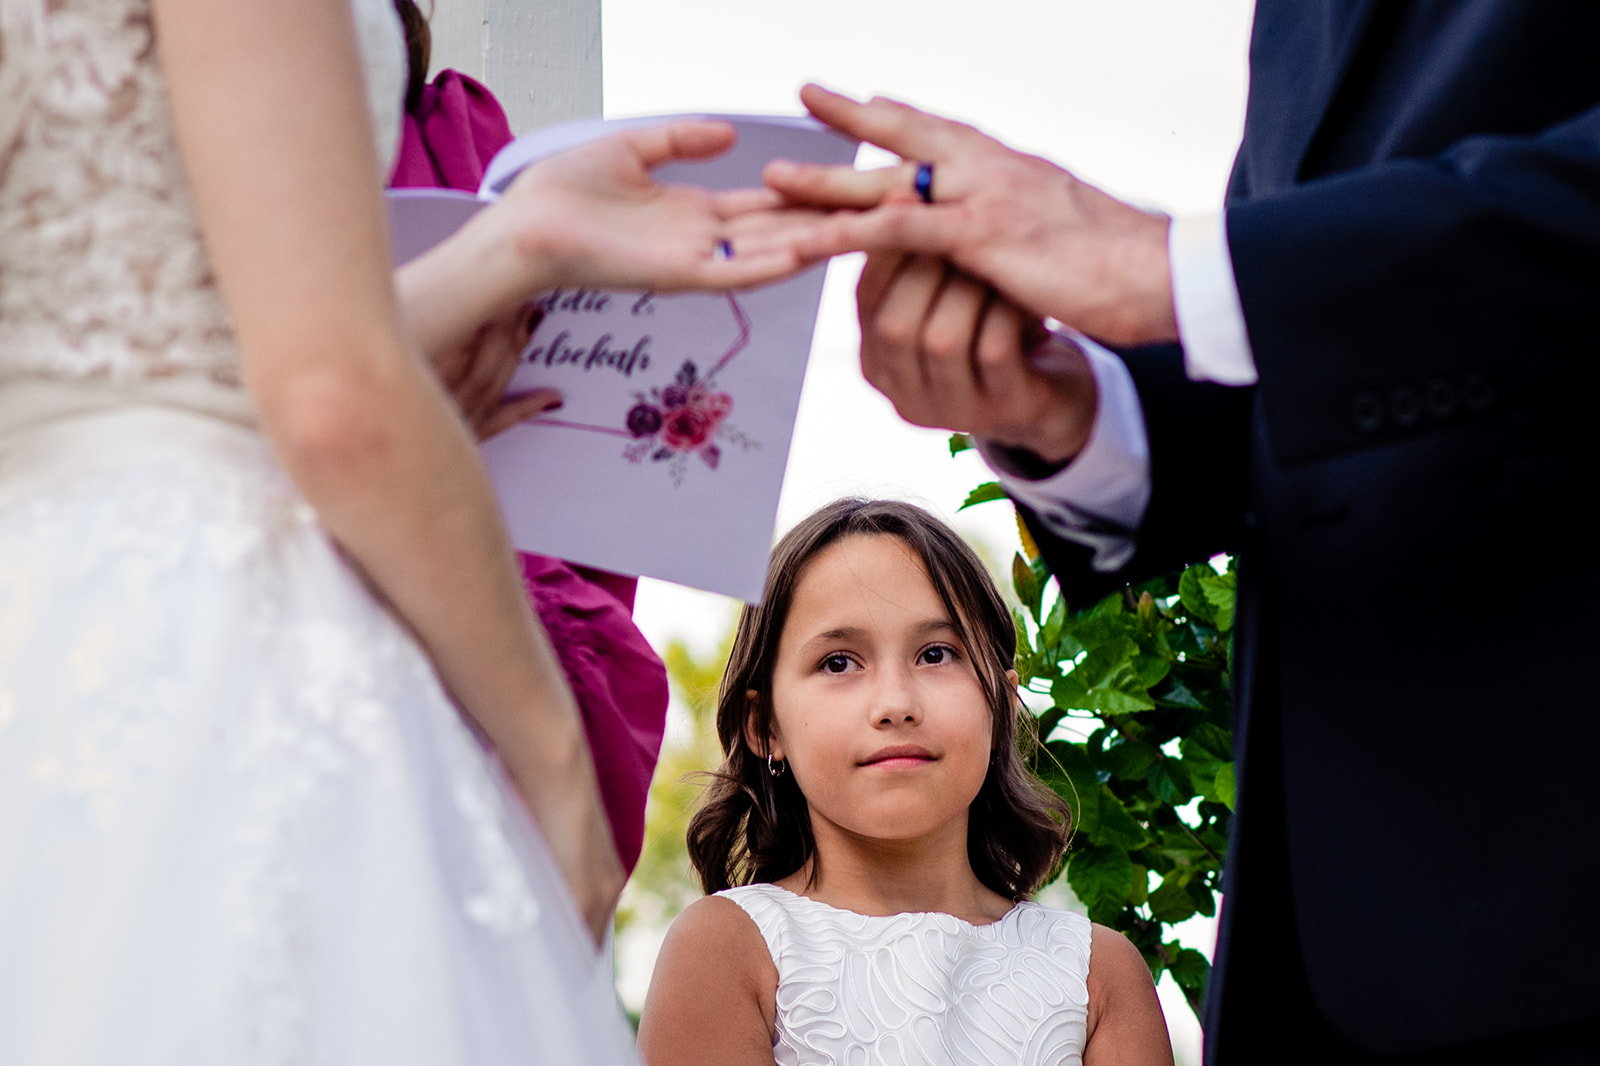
[{"left": 639, "top": 499, "right": 1174, "bottom": 1065}]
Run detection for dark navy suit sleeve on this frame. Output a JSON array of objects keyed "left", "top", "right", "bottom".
[
  {"left": 1020, "top": 343, "right": 1254, "bottom": 608},
  {"left": 1230, "top": 105, "right": 1600, "bottom": 469}
]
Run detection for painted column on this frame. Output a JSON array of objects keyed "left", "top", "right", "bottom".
[{"left": 426, "top": 0, "right": 603, "bottom": 133}]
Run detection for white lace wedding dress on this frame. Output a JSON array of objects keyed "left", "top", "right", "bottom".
[{"left": 0, "top": 3, "right": 636, "bottom": 1064}]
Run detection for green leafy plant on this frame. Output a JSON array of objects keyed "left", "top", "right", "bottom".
[{"left": 955, "top": 436, "right": 1235, "bottom": 1022}]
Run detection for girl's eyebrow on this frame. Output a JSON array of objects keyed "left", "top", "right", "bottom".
[{"left": 804, "top": 619, "right": 958, "bottom": 645}]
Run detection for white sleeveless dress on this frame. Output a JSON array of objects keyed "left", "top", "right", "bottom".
[
  {"left": 0, "top": 3, "right": 635, "bottom": 1064},
  {"left": 720, "top": 883, "right": 1093, "bottom": 1066}
]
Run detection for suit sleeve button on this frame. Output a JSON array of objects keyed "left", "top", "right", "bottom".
[
  {"left": 1389, "top": 385, "right": 1421, "bottom": 427},
  {"left": 1425, "top": 378, "right": 1457, "bottom": 418},
  {"left": 1463, "top": 372, "right": 1494, "bottom": 411},
  {"left": 1353, "top": 391, "right": 1383, "bottom": 431}
]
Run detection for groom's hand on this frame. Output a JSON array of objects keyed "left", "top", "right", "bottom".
[
  {"left": 859, "top": 253, "right": 1097, "bottom": 467},
  {"left": 771, "top": 85, "right": 1179, "bottom": 349}
]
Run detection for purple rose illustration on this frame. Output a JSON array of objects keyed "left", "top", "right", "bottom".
[{"left": 626, "top": 402, "right": 663, "bottom": 438}]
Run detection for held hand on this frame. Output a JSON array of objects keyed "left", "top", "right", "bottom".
[
  {"left": 859, "top": 253, "right": 1097, "bottom": 466},
  {"left": 769, "top": 85, "right": 1178, "bottom": 348},
  {"left": 432, "top": 304, "right": 563, "bottom": 441},
  {"left": 485, "top": 120, "right": 825, "bottom": 298}
]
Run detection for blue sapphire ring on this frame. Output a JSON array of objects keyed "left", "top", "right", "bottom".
[{"left": 913, "top": 161, "right": 935, "bottom": 204}]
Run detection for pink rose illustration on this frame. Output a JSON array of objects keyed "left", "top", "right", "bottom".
[
  {"left": 661, "top": 406, "right": 716, "bottom": 451},
  {"left": 617, "top": 350, "right": 753, "bottom": 482}
]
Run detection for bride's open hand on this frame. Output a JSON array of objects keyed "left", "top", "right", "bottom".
[
  {"left": 489, "top": 119, "right": 827, "bottom": 295},
  {"left": 401, "top": 120, "right": 831, "bottom": 358}
]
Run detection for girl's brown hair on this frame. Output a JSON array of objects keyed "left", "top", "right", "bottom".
[
  {"left": 392, "top": 0, "right": 432, "bottom": 113},
  {"left": 686, "top": 498, "right": 1070, "bottom": 901}
]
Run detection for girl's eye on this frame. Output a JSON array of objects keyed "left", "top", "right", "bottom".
[
  {"left": 820, "top": 654, "right": 857, "bottom": 674},
  {"left": 919, "top": 644, "right": 957, "bottom": 666}
]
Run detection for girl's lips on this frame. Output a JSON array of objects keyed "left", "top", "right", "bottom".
[{"left": 860, "top": 745, "right": 937, "bottom": 767}]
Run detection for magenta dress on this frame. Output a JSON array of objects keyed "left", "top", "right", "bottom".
[{"left": 391, "top": 72, "right": 667, "bottom": 875}]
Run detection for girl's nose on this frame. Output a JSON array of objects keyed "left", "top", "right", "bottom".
[{"left": 874, "top": 665, "right": 922, "bottom": 725}]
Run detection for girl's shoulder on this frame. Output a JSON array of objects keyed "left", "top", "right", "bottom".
[
  {"left": 1083, "top": 921, "right": 1177, "bottom": 1064},
  {"left": 637, "top": 895, "right": 779, "bottom": 1066}
]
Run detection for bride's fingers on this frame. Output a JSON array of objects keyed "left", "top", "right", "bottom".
[
  {"left": 479, "top": 387, "right": 563, "bottom": 442},
  {"left": 710, "top": 186, "right": 788, "bottom": 218},
  {"left": 693, "top": 246, "right": 809, "bottom": 289},
  {"left": 627, "top": 120, "right": 738, "bottom": 170},
  {"left": 457, "top": 313, "right": 523, "bottom": 424}
]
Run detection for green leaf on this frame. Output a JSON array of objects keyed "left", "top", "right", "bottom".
[
  {"left": 1099, "top": 737, "right": 1159, "bottom": 781},
  {"left": 1200, "top": 572, "right": 1236, "bottom": 633},
  {"left": 1187, "top": 722, "right": 1233, "bottom": 762},
  {"left": 1050, "top": 672, "right": 1091, "bottom": 710},
  {"left": 1167, "top": 946, "right": 1211, "bottom": 997},
  {"left": 1180, "top": 566, "right": 1237, "bottom": 633},
  {"left": 1067, "top": 846, "right": 1136, "bottom": 924},
  {"left": 1038, "top": 740, "right": 1100, "bottom": 838},
  {"left": 1095, "top": 788, "right": 1148, "bottom": 849},
  {"left": 1130, "top": 650, "right": 1172, "bottom": 689},
  {"left": 1178, "top": 567, "right": 1217, "bottom": 626},
  {"left": 1071, "top": 637, "right": 1134, "bottom": 688},
  {"left": 1186, "top": 880, "right": 1217, "bottom": 918},
  {"left": 1208, "top": 762, "right": 1236, "bottom": 810},
  {"left": 948, "top": 432, "right": 974, "bottom": 456},
  {"left": 1040, "top": 594, "right": 1067, "bottom": 654},
  {"left": 958, "top": 481, "right": 1006, "bottom": 511},
  {"left": 1127, "top": 864, "right": 1150, "bottom": 906},
  {"left": 1071, "top": 638, "right": 1157, "bottom": 714},
  {"left": 1148, "top": 876, "right": 1198, "bottom": 924},
  {"left": 1147, "top": 758, "right": 1194, "bottom": 804},
  {"left": 1152, "top": 675, "right": 1207, "bottom": 710},
  {"left": 1012, "top": 552, "right": 1043, "bottom": 622}
]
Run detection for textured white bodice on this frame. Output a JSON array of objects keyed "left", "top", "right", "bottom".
[
  {"left": 721, "top": 884, "right": 1093, "bottom": 1066},
  {"left": 0, "top": 0, "right": 405, "bottom": 390}
]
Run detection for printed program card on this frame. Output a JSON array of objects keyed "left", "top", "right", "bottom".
[{"left": 389, "top": 114, "right": 856, "bottom": 601}]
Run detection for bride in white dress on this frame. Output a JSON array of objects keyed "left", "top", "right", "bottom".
[{"left": 0, "top": 1, "right": 813, "bottom": 1062}]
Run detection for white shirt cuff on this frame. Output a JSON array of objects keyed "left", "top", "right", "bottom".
[
  {"left": 1170, "top": 212, "right": 1258, "bottom": 386},
  {"left": 977, "top": 333, "right": 1151, "bottom": 573}
]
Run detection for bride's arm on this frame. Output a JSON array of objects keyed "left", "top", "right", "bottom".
[{"left": 150, "top": 0, "right": 622, "bottom": 939}]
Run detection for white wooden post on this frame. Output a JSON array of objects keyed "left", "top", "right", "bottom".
[{"left": 426, "top": 0, "right": 603, "bottom": 134}]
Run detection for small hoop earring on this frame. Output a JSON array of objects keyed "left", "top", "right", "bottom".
[{"left": 767, "top": 754, "right": 786, "bottom": 778}]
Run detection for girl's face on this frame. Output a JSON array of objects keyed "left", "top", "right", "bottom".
[{"left": 758, "top": 533, "right": 1000, "bottom": 848}]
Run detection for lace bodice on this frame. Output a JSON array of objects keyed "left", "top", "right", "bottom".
[
  {"left": 0, "top": 0, "right": 404, "bottom": 388},
  {"left": 721, "top": 884, "right": 1093, "bottom": 1066}
]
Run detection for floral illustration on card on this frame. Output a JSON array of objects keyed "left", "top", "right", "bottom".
[
  {"left": 534, "top": 292, "right": 759, "bottom": 487},
  {"left": 619, "top": 357, "right": 757, "bottom": 485}
]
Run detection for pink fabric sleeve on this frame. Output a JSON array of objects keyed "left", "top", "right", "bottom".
[{"left": 391, "top": 70, "right": 669, "bottom": 875}]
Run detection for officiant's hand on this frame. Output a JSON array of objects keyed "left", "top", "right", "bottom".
[
  {"left": 482, "top": 120, "right": 825, "bottom": 298},
  {"left": 432, "top": 303, "right": 562, "bottom": 441},
  {"left": 858, "top": 253, "right": 1097, "bottom": 466},
  {"left": 768, "top": 85, "right": 1178, "bottom": 349}
]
